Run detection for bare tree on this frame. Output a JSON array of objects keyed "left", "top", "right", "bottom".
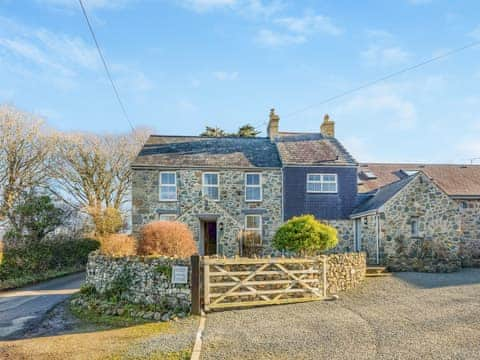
[
  {"left": 50, "top": 128, "right": 149, "bottom": 227},
  {"left": 0, "top": 105, "right": 56, "bottom": 224}
]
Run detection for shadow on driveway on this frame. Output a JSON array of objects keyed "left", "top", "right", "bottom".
[{"left": 392, "top": 268, "right": 480, "bottom": 289}]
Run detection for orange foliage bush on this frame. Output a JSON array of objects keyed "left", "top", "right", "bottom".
[
  {"left": 138, "top": 221, "right": 197, "bottom": 258},
  {"left": 100, "top": 234, "right": 137, "bottom": 256}
]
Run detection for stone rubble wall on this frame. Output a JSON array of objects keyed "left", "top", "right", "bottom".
[
  {"left": 86, "top": 253, "right": 191, "bottom": 309},
  {"left": 324, "top": 219, "right": 355, "bottom": 253},
  {"left": 132, "top": 168, "right": 283, "bottom": 256},
  {"left": 86, "top": 252, "right": 366, "bottom": 310},
  {"left": 326, "top": 252, "right": 366, "bottom": 294}
]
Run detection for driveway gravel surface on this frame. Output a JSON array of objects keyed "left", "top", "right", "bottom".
[{"left": 201, "top": 269, "right": 480, "bottom": 360}]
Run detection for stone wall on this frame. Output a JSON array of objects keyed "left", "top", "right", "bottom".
[
  {"left": 356, "top": 214, "right": 381, "bottom": 265},
  {"left": 324, "top": 219, "right": 355, "bottom": 253},
  {"left": 358, "top": 174, "right": 463, "bottom": 271},
  {"left": 326, "top": 252, "right": 366, "bottom": 294},
  {"left": 458, "top": 199, "right": 480, "bottom": 265},
  {"left": 86, "top": 253, "right": 190, "bottom": 310},
  {"left": 86, "top": 252, "right": 366, "bottom": 311},
  {"left": 132, "top": 168, "right": 283, "bottom": 256}
]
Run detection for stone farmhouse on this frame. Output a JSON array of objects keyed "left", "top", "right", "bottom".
[{"left": 131, "top": 110, "right": 480, "bottom": 266}]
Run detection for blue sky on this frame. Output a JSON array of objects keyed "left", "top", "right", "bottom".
[{"left": 0, "top": 0, "right": 479, "bottom": 163}]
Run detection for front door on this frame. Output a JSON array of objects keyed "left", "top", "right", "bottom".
[{"left": 203, "top": 221, "right": 217, "bottom": 255}]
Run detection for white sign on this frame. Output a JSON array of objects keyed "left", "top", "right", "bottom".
[{"left": 171, "top": 265, "right": 189, "bottom": 284}]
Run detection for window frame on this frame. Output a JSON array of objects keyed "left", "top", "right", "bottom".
[
  {"left": 244, "top": 214, "right": 262, "bottom": 245},
  {"left": 202, "top": 172, "right": 220, "bottom": 201},
  {"left": 159, "top": 171, "right": 177, "bottom": 201},
  {"left": 411, "top": 217, "right": 419, "bottom": 237},
  {"left": 245, "top": 173, "right": 262, "bottom": 202},
  {"left": 159, "top": 214, "right": 177, "bottom": 222},
  {"left": 306, "top": 173, "right": 338, "bottom": 194}
]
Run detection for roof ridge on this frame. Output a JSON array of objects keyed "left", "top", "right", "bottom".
[{"left": 149, "top": 134, "right": 269, "bottom": 140}]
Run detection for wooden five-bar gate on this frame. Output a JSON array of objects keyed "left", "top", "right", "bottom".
[{"left": 191, "top": 256, "right": 329, "bottom": 313}]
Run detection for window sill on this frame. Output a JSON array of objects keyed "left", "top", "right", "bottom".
[{"left": 159, "top": 199, "right": 178, "bottom": 202}]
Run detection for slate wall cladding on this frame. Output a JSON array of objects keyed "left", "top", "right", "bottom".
[
  {"left": 283, "top": 166, "right": 358, "bottom": 221},
  {"left": 132, "top": 168, "right": 283, "bottom": 256},
  {"left": 359, "top": 174, "right": 462, "bottom": 266}
]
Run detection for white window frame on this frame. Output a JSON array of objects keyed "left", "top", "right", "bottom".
[
  {"left": 159, "top": 214, "right": 177, "bottom": 221},
  {"left": 159, "top": 172, "right": 177, "bottom": 201},
  {"left": 202, "top": 172, "right": 220, "bottom": 201},
  {"left": 244, "top": 214, "right": 262, "bottom": 245},
  {"left": 306, "top": 173, "right": 338, "bottom": 193},
  {"left": 245, "top": 173, "right": 262, "bottom": 202}
]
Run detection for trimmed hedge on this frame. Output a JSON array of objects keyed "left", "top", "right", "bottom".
[{"left": 0, "top": 238, "right": 100, "bottom": 285}]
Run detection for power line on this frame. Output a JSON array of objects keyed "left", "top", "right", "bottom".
[
  {"left": 77, "top": 0, "right": 135, "bottom": 131},
  {"left": 284, "top": 39, "right": 480, "bottom": 119}
]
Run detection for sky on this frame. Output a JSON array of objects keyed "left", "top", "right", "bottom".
[{"left": 0, "top": 0, "right": 479, "bottom": 164}]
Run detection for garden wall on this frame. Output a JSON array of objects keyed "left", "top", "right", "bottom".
[
  {"left": 326, "top": 252, "right": 366, "bottom": 294},
  {"left": 86, "top": 252, "right": 366, "bottom": 311},
  {"left": 85, "top": 253, "right": 190, "bottom": 310}
]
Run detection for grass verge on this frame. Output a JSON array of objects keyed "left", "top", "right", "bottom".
[{"left": 0, "top": 266, "right": 85, "bottom": 291}]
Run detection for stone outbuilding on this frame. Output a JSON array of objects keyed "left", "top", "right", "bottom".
[{"left": 351, "top": 172, "right": 462, "bottom": 269}]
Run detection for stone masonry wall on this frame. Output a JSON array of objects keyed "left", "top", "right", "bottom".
[
  {"left": 326, "top": 252, "right": 366, "bottom": 294},
  {"left": 132, "top": 168, "right": 283, "bottom": 256},
  {"left": 380, "top": 174, "right": 462, "bottom": 269},
  {"left": 324, "top": 219, "right": 355, "bottom": 253},
  {"left": 86, "top": 252, "right": 366, "bottom": 311},
  {"left": 459, "top": 200, "right": 480, "bottom": 242},
  {"left": 86, "top": 253, "right": 190, "bottom": 309}
]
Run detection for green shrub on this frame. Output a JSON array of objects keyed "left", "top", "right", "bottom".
[
  {"left": 272, "top": 215, "right": 338, "bottom": 256},
  {"left": 0, "top": 238, "right": 100, "bottom": 283}
]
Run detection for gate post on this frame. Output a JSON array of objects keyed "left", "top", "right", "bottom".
[
  {"left": 191, "top": 255, "right": 201, "bottom": 315},
  {"left": 322, "top": 256, "right": 328, "bottom": 297}
]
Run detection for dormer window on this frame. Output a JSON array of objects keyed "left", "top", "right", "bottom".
[{"left": 307, "top": 174, "right": 338, "bottom": 193}]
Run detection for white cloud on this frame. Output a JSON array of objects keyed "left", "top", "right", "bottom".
[
  {"left": 213, "top": 71, "right": 239, "bottom": 80},
  {"left": 469, "top": 25, "right": 480, "bottom": 40},
  {"left": 275, "top": 14, "right": 342, "bottom": 36},
  {"left": 36, "top": 0, "right": 134, "bottom": 11},
  {"left": 255, "top": 29, "right": 305, "bottom": 47},
  {"left": 178, "top": 0, "right": 283, "bottom": 15},
  {"left": 178, "top": 0, "right": 237, "bottom": 12},
  {"left": 340, "top": 136, "right": 376, "bottom": 162},
  {"left": 365, "top": 29, "right": 393, "bottom": 40},
  {"left": 335, "top": 84, "right": 417, "bottom": 130},
  {"left": 361, "top": 45, "right": 411, "bottom": 67},
  {"left": 0, "top": 16, "right": 152, "bottom": 93}
]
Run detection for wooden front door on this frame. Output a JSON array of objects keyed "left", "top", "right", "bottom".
[{"left": 203, "top": 221, "right": 217, "bottom": 255}]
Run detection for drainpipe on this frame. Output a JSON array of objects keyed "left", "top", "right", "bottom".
[{"left": 375, "top": 212, "right": 380, "bottom": 265}]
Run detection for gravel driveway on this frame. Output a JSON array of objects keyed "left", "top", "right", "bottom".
[{"left": 201, "top": 268, "right": 480, "bottom": 360}]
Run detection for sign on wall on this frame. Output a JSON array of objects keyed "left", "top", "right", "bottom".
[{"left": 171, "top": 265, "right": 189, "bottom": 284}]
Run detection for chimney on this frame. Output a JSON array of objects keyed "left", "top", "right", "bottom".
[
  {"left": 267, "top": 108, "right": 279, "bottom": 141},
  {"left": 320, "top": 114, "right": 335, "bottom": 137}
]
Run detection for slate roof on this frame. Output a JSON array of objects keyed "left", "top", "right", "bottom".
[
  {"left": 351, "top": 175, "right": 417, "bottom": 217},
  {"left": 132, "top": 135, "right": 282, "bottom": 169},
  {"left": 358, "top": 163, "right": 480, "bottom": 197},
  {"left": 275, "top": 132, "right": 357, "bottom": 166}
]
